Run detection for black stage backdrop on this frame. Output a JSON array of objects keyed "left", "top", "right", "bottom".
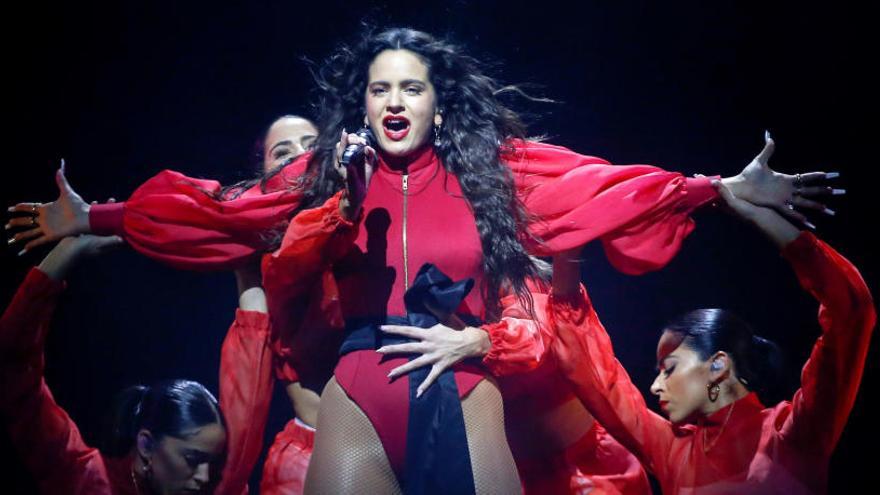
[{"left": 2, "top": 1, "right": 876, "bottom": 492}]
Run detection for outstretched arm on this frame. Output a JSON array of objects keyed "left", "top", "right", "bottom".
[
  {"left": 0, "top": 235, "right": 122, "bottom": 492},
  {"left": 715, "top": 180, "right": 876, "bottom": 456}
]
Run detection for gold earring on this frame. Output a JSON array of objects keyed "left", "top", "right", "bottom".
[{"left": 707, "top": 382, "right": 720, "bottom": 402}]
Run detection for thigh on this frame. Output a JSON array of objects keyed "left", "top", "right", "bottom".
[
  {"left": 461, "top": 378, "right": 522, "bottom": 495},
  {"left": 304, "top": 377, "right": 402, "bottom": 495}
]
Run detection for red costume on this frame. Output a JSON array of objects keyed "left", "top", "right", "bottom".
[
  {"left": 549, "top": 233, "right": 876, "bottom": 494},
  {"left": 492, "top": 291, "right": 650, "bottom": 494},
  {"left": 0, "top": 268, "right": 272, "bottom": 495},
  {"left": 259, "top": 418, "right": 314, "bottom": 495},
  {"left": 86, "top": 139, "right": 719, "bottom": 488}
]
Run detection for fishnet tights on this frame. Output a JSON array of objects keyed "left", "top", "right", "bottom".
[{"left": 304, "top": 377, "right": 520, "bottom": 494}]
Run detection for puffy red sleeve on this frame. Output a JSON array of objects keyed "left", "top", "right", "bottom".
[
  {"left": 88, "top": 157, "right": 310, "bottom": 271},
  {"left": 0, "top": 269, "right": 112, "bottom": 493},
  {"left": 215, "top": 309, "right": 274, "bottom": 495},
  {"left": 481, "top": 291, "right": 554, "bottom": 376},
  {"left": 504, "top": 140, "right": 718, "bottom": 274},
  {"left": 548, "top": 284, "right": 675, "bottom": 479},
  {"left": 777, "top": 232, "right": 876, "bottom": 455},
  {"left": 261, "top": 191, "right": 355, "bottom": 381}
]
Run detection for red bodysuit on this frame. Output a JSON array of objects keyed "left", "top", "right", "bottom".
[
  {"left": 549, "top": 233, "right": 876, "bottom": 494},
  {"left": 1, "top": 269, "right": 272, "bottom": 495},
  {"left": 86, "top": 139, "right": 719, "bottom": 488}
]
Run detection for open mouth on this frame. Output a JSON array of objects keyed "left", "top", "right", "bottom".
[{"left": 382, "top": 115, "right": 411, "bottom": 141}]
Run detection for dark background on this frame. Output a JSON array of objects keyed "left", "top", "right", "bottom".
[{"left": 2, "top": 1, "right": 876, "bottom": 492}]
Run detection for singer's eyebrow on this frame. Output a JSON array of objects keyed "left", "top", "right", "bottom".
[{"left": 269, "top": 140, "right": 293, "bottom": 153}]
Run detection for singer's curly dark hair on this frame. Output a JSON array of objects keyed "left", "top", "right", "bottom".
[{"left": 297, "top": 27, "right": 542, "bottom": 319}]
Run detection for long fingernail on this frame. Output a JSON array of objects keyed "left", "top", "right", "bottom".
[
  {"left": 17, "top": 249, "right": 26, "bottom": 256},
  {"left": 4, "top": 223, "right": 10, "bottom": 230},
  {"left": 416, "top": 389, "right": 423, "bottom": 398},
  {"left": 7, "top": 237, "right": 16, "bottom": 245},
  {"left": 376, "top": 347, "right": 386, "bottom": 353},
  {"left": 60, "top": 158, "right": 66, "bottom": 172},
  {"left": 764, "top": 130, "right": 772, "bottom": 141},
  {"left": 823, "top": 208, "right": 836, "bottom": 216},
  {"left": 7, "top": 206, "right": 14, "bottom": 212},
  {"left": 825, "top": 172, "right": 840, "bottom": 179},
  {"left": 832, "top": 189, "right": 846, "bottom": 195},
  {"left": 804, "top": 221, "right": 817, "bottom": 230}
]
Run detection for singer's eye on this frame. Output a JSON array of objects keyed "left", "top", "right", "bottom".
[
  {"left": 273, "top": 148, "right": 292, "bottom": 160},
  {"left": 404, "top": 86, "right": 423, "bottom": 95},
  {"left": 370, "top": 87, "right": 388, "bottom": 96}
]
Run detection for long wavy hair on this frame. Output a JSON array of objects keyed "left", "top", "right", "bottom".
[{"left": 299, "top": 27, "right": 542, "bottom": 319}]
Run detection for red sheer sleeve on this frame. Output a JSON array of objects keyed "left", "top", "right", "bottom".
[
  {"left": 261, "top": 191, "right": 355, "bottom": 380},
  {"left": 505, "top": 140, "right": 718, "bottom": 274},
  {"left": 777, "top": 233, "right": 876, "bottom": 455},
  {"left": 548, "top": 284, "right": 675, "bottom": 479},
  {"left": 481, "top": 291, "right": 554, "bottom": 376},
  {"left": 88, "top": 156, "right": 310, "bottom": 271},
  {"left": 215, "top": 309, "right": 274, "bottom": 495},
  {"left": 0, "top": 269, "right": 112, "bottom": 493}
]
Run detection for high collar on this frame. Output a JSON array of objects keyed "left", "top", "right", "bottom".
[
  {"left": 376, "top": 144, "right": 438, "bottom": 176},
  {"left": 701, "top": 392, "right": 764, "bottom": 427}
]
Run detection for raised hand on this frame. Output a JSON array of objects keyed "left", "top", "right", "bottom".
[
  {"left": 721, "top": 132, "right": 843, "bottom": 229},
  {"left": 7, "top": 160, "right": 92, "bottom": 255},
  {"left": 37, "top": 234, "right": 124, "bottom": 281},
  {"left": 334, "top": 129, "right": 377, "bottom": 219},
  {"left": 713, "top": 180, "right": 801, "bottom": 249}
]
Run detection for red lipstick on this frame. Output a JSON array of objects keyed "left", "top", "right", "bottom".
[{"left": 382, "top": 115, "right": 411, "bottom": 141}]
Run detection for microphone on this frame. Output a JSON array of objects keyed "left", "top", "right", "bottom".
[{"left": 340, "top": 127, "right": 376, "bottom": 166}]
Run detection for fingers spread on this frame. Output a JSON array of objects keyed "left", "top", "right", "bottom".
[
  {"left": 416, "top": 365, "right": 446, "bottom": 398},
  {"left": 756, "top": 131, "right": 776, "bottom": 164},
  {"left": 377, "top": 342, "right": 428, "bottom": 355},
  {"left": 388, "top": 354, "right": 434, "bottom": 379},
  {"left": 7, "top": 203, "right": 42, "bottom": 214},
  {"left": 380, "top": 325, "right": 425, "bottom": 339},
  {"left": 9, "top": 229, "right": 42, "bottom": 245}
]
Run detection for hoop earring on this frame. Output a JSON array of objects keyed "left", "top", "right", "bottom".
[
  {"left": 707, "top": 382, "right": 720, "bottom": 402},
  {"left": 433, "top": 124, "right": 442, "bottom": 147}
]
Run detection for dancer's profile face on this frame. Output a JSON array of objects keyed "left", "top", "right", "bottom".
[
  {"left": 365, "top": 49, "right": 441, "bottom": 158},
  {"left": 650, "top": 331, "right": 713, "bottom": 423},
  {"left": 145, "top": 422, "right": 227, "bottom": 494},
  {"left": 263, "top": 116, "right": 318, "bottom": 172}
]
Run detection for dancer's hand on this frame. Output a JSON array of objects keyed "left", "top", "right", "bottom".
[
  {"left": 713, "top": 180, "right": 800, "bottom": 249},
  {"left": 720, "top": 132, "right": 843, "bottom": 229},
  {"left": 37, "top": 234, "right": 124, "bottom": 281},
  {"left": 335, "top": 129, "right": 377, "bottom": 220},
  {"left": 7, "top": 160, "right": 92, "bottom": 255},
  {"left": 378, "top": 323, "right": 491, "bottom": 397}
]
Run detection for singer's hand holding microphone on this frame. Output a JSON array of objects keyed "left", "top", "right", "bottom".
[{"left": 335, "top": 127, "right": 377, "bottom": 220}]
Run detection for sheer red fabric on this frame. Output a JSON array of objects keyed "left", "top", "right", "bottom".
[
  {"left": 260, "top": 419, "right": 315, "bottom": 495},
  {"left": 549, "top": 233, "right": 876, "bottom": 494},
  {"left": 89, "top": 141, "right": 716, "bottom": 275},
  {"left": 0, "top": 269, "right": 271, "bottom": 494}
]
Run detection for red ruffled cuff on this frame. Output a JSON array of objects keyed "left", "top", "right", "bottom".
[
  {"left": 683, "top": 175, "right": 721, "bottom": 210},
  {"left": 88, "top": 202, "right": 125, "bottom": 236},
  {"left": 547, "top": 285, "right": 590, "bottom": 327}
]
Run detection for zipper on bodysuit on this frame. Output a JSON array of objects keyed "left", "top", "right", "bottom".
[{"left": 402, "top": 173, "right": 409, "bottom": 290}]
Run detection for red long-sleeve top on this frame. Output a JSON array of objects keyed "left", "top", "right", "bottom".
[
  {"left": 0, "top": 269, "right": 272, "bottom": 495},
  {"left": 549, "top": 233, "right": 876, "bottom": 494},
  {"left": 106, "top": 141, "right": 711, "bottom": 379},
  {"left": 89, "top": 140, "right": 717, "bottom": 275}
]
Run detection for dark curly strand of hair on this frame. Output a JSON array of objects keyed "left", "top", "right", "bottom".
[{"left": 300, "top": 27, "right": 543, "bottom": 319}]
